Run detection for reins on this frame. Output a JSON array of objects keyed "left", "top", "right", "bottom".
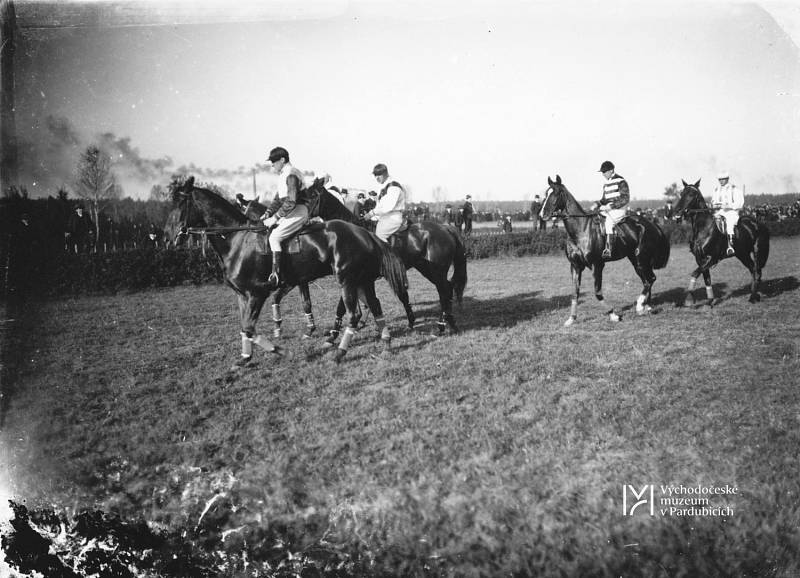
[{"left": 186, "top": 225, "right": 266, "bottom": 235}]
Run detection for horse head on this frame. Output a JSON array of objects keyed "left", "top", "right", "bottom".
[
  {"left": 540, "top": 175, "right": 570, "bottom": 219},
  {"left": 307, "top": 178, "right": 359, "bottom": 223},
  {"left": 673, "top": 179, "right": 705, "bottom": 221}
]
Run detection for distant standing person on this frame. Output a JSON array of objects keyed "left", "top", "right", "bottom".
[
  {"left": 530, "top": 194, "right": 547, "bottom": 230},
  {"left": 593, "top": 160, "right": 630, "bottom": 258},
  {"left": 66, "top": 205, "right": 95, "bottom": 253},
  {"left": 711, "top": 170, "right": 744, "bottom": 256},
  {"left": 461, "top": 195, "right": 474, "bottom": 236},
  {"left": 365, "top": 163, "right": 407, "bottom": 242}
]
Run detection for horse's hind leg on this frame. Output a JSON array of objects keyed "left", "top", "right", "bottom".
[
  {"left": 298, "top": 282, "right": 317, "bottom": 338},
  {"left": 418, "top": 262, "right": 456, "bottom": 335},
  {"left": 361, "top": 281, "right": 393, "bottom": 351},
  {"left": 334, "top": 282, "right": 363, "bottom": 363},
  {"left": 593, "top": 261, "right": 619, "bottom": 322},
  {"left": 629, "top": 257, "right": 655, "bottom": 315},
  {"left": 736, "top": 250, "right": 761, "bottom": 303},
  {"left": 324, "top": 297, "right": 347, "bottom": 347}
]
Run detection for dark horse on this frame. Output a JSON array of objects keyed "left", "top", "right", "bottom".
[
  {"left": 307, "top": 179, "right": 468, "bottom": 337},
  {"left": 540, "top": 175, "right": 671, "bottom": 326},
  {"left": 672, "top": 179, "right": 769, "bottom": 306},
  {"left": 173, "top": 177, "right": 412, "bottom": 363}
]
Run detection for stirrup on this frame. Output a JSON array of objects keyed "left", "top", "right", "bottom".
[
  {"left": 268, "top": 272, "right": 280, "bottom": 286},
  {"left": 726, "top": 246, "right": 735, "bottom": 257},
  {"left": 602, "top": 247, "right": 612, "bottom": 258}
]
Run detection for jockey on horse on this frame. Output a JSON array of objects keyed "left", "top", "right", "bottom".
[
  {"left": 363, "top": 163, "right": 406, "bottom": 242},
  {"left": 258, "top": 146, "right": 310, "bottom": 287},
  {"left": 711, "top": 170, "right": 744, "bottom": 257},
  {"left": 592, "top": 160, "right": 630, "bottom": 258}
]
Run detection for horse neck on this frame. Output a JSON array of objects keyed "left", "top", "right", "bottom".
[
  {"left": 558, "top": 189, "right": 592, "bottom": 238},
  {"left": 194, "top": 190, "right": 245, "bottom": 228},
  {"left": 319, "top": 192, "right": 360, "bottom": 225}
]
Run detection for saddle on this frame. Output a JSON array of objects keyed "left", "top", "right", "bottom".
[
  {"left": 256, "top": 220, "right": 325, "bottom": 255},
  {"left": 386, "top": 217, "right": 411, "bottom": 246}
]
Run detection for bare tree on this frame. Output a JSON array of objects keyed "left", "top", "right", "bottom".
[
  {"left": 149, "top": 184, "right": 169, "bottom": 202},
  {"left": 75, "top": 145, "right": 120, "bottom": 249},
  {"left": 663, "top": 182, "right": 680, "bottom": 201}
]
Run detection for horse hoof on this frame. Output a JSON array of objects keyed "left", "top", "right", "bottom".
[
  {"left": 636, "top": 306, "right": 652, "bottom": 316},
  {"left": 270, "top": 346, "right": 283, "bottom": 356},
  {"left": 231, "top": 356, "right": 254, "bottom": 369},
  {"left": 749, "top": 294, "right": 761, "bottom": 303},
  {"left": 563, "top": 317, "right": 575, "bottom": 327},
  {"left": 609, "top": 313, "right": 621, "bottom": 322},
  {"left": 334, "top": 349, "right": 347, "bottom": 364},
  {"left": 302, "top": 327, "right": 316, "bottom": 339}
]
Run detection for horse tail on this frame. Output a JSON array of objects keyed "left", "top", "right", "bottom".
[
  {"left": 652, "top": 225, "right": 671, "bottom": 270},
  {"left": 449, "top": 233, "right": 468, "bottom": 304},
  {"left": 378, "top": 241, "right": 410, "bottom": 303},
  {"left": 755, "top": 224, "right": 770, "bottom": 269}
]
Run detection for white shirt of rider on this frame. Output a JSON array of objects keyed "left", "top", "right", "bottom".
[
  {"left": 373, "top": 177, "right": 406, "bottom": 216},
  {"left": 712, "top": 182, "right": 744, "bottom": 211}
]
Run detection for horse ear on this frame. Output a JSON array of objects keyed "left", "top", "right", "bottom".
[
  {"left": 694, "top": 179, "right": 701, "bottom": 188},
  {"left": 184, "top": 176, "right": 195, "bottom": 190},
  {"left": 547, "top": 176, "right": 554, "bottom": 186},
  {"left": 556, "top": 174, "right": 562, "bottom": 184},
  {"left": 682, "top": 179, "right": 688, "bottom": 187}
]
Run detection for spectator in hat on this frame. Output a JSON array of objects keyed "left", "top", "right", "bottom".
[
  {"left": 530, "top": 194, "right": 547, "bottom": 230},
  {"left": 355, "top": 192, "right": 368, "bottom": 218},
  {"left": 66, "top": 205, "right": 95, "bottom": 254},
  {"left": 260, "top": 146, "right": 310, "bottom": 286},
  {"left": 443, "top": 204, "right": 454, "bottom": 225},
  {"left": 592, "top": 160, "right": 630, "bottom": 258},
  {"left": 365, "top": 163, "right": 406, "bottom": 242},
  {"left": 461, "top": 195, "right": 475, "bottom": 236},
  {"left": 711, "top": 170, "right": 744, "bottom": 256}
]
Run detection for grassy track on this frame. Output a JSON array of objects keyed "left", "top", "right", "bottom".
[{"left": 2, "top": 238, "right": 799, "bottom": 576}]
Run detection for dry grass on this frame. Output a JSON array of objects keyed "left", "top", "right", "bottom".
[{"left": 2, "top": 238, "right": 799, "bottom": 576}]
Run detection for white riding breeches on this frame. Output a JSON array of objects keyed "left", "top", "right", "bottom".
[
  {"left": 375, "top": 212, "right": 404, "bottom": 242},
  {"left": 269, "top": 204, "right": 309, "bottom": 252},
  {"left": 600, "top": 206, "right": 626, "bottom": 235},
  {"left": 716, "top": 209, "right": 740, "bottom": 235}
]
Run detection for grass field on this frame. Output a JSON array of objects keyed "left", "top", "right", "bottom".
[{"left": 1, "top": 237, "right": 799, "bottom": 576}]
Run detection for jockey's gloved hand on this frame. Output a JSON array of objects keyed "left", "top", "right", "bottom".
[
  {"left": 235, "top": 193, "right": 246, "bottom": 207},
  {"left": 263, "top": 215, "right": 277, "bottom": 228}
]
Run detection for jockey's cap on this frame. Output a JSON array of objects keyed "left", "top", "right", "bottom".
[
  {"left": 368, "top": 190, "right": 377, "bottom": 196},
  {"left": 372, "top": 163, "right": 388, "bottom": 176},
  {"left": 599, "top": 160, "right": 615, "bottom": 172},
  {"left": 267, "top": 147, "right": 289, "bottom": 163},
  {"left": 717, "top": 170, "right": 729, "bottom": 180}
]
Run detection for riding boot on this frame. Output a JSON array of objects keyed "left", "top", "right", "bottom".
[
  {"left": 726, "top": 235, "right": 735, "bottom": 256},
  {"left": 268, "top": 251, "right": 282, "bottom": 286},
  {"left": 602, "top": 234, "right": 613, "bottom": 258}
]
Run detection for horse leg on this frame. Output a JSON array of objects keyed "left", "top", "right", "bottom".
[
  {"left": 270, "top": 285, "right": 293, "bottom": 339},
  {"left": 417, "top": 262, "right": 456, "bottom": 335},
  {"left": 628, "top": 256, "right": 655, "bottom": 315},
  {"left": 736, "top": 250, "right": 761, "bottom": 303},
  {"left": 234, "top": 292, "right": 275, "bottom": 367},
  {"left": 362, "top": 280, "right": 393, "bottom": 352},
  {"left": 593, "top": 262, "right": 619, "bottom": 322},
  {"left": 334, "top": 283, "right": 363, "bottom": 363},
  {"left": 298, "top": 282, "right": 317, "bottom": 338},
  {"left": 323, "top": 297, "right": 346, "bottom": 347},
  {"left": 564, "top": 262, "right": 583, "bottom": 327}
]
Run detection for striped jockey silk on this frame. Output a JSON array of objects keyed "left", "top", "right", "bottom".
[{"left": 601, "top": 174, "right": 630, "bottom": 209}]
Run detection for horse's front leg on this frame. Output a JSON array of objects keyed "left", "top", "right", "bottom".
[
  {"left": 701, "top": 269, "right": 714, "bottom": 307},
  {"left": 680, "top": 255, "right": 712, "bottom": 307},
  {"left": 564, "top": 262, "right": 583, "bottom": 327},
  {"left": 323, "top": 297, "right": 346, "bottom": 348},
  {"left": 593, "top": 261, "right": 620, "bottom": 322},
  {"left": 270, "top": 285, "right": 293, "bottom": 339},
  {"left": 235, "top": 292, "right": 275, "bottom": 367},
  {"left": 298, "top": 282, "right": 317, "bottom": 338}
]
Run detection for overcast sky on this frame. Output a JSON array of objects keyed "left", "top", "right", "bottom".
[{"left": 12, "top": 0, "right": 800, "bottom": 202}]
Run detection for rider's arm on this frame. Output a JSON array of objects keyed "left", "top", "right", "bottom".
[{"left": 275, "top": 174, "right": 302, "bottom": 218}]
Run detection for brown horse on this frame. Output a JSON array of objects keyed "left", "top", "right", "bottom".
[
  {"left": 540, "top": 175, "right": 671, "bottom": 326},
  {"left": 672, "top": 179, "right": 769, "bottom": 306},
  {"left": 173, "top": 177, "right": 412, "bottom": 363},
  {"left": 306, "top": 179, "right": 467, "bottom": 338}
]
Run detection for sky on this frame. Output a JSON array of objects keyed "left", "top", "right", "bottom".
[{"left": 10, "top": 0, "right": 800, "bottom": 203}]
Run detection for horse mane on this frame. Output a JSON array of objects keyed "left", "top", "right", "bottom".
[
  {"left": 186, "top": 176, "right": 248, "bottom": 224},
  {"left": 308, "top": 179, "right": 361, "bottom": 224}
]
